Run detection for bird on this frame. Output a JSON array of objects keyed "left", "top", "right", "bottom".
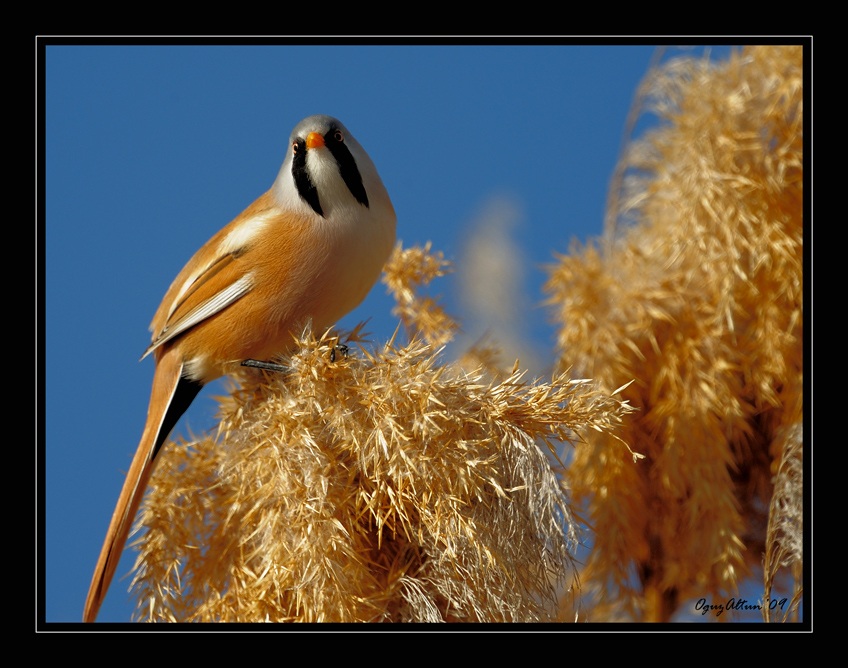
[{"left": 83, "top": 114, "right": 397, "bottom": 622}]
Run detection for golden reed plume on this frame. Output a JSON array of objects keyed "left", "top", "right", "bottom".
[
  {"left": 546, "top": 45, "right": 804, "bottom": 622},
  {"left": 125, "top": 243, "right": 634, "bottom": 622}
]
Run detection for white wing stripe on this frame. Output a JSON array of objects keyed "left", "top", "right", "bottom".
[
  {"left": 163, "top": 212, "right": 272, "bottom": 326},
  {"left": 142, "top": 272, "right": 254, "bottom": 359}
]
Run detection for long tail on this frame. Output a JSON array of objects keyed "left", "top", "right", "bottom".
[{"left": 83, "top": 348, "right": 203, "bottom": 622}]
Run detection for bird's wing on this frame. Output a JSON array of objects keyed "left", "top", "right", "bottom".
[
  {"left": 142, "top": 195, "right": 277, "bottom": 360},
  {"left": 142, "top": 257, "right": 254, "bottom": 359}
]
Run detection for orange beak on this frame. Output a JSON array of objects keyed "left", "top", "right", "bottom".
[{"left": 306, "top": 132, "right": 325, "bottom": 149}]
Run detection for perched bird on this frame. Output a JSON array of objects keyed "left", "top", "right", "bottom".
[{"left": 83, "top": 115, "right": 397, "bottom": 622}]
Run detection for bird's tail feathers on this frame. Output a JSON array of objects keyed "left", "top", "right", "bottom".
[{"left": 83, "top": 349, "right": 199, "bottom": 622}]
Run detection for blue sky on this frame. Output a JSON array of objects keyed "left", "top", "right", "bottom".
[{"left": 42, "top": 41, "right": 742, "bottom": 624}]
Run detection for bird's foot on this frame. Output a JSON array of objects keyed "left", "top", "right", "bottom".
[{"left": 330, "top": 344, "right": 349, "bottom": 362}]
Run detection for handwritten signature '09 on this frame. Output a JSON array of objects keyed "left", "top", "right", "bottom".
[{"left": 695, "top": 597, "right": 789, "bottom": 617}]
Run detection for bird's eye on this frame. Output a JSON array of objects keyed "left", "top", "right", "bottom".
[
  {"left": 333, "top": 129, "right": 344, "bottom": 143},
  {"left": 292, "top": 141, "right": 299, "bottom": 155}
]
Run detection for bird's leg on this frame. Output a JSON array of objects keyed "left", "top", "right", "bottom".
[
  {"left": 241, "top": 359, "right": 289, "bottom": 373},
  {"left": 242, "top": 344, "right": 348, "bottom": 371}
]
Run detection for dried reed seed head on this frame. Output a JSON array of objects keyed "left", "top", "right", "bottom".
[
  {"left": 382, "top": 242, "right": 458, "bottom": 348},
  {"left": 130, "top": 241, "right": 637, "bottom": 622},
  {"left": 547, "top": 45, "right": 803, "bottom": 620}
]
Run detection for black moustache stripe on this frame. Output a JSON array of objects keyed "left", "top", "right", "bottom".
[
  {"left": 292, "top": 139, "right": 323, "bottom": 216},
  {"left": 325, "top": 136, "right": 370, "bottom": 209}
]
